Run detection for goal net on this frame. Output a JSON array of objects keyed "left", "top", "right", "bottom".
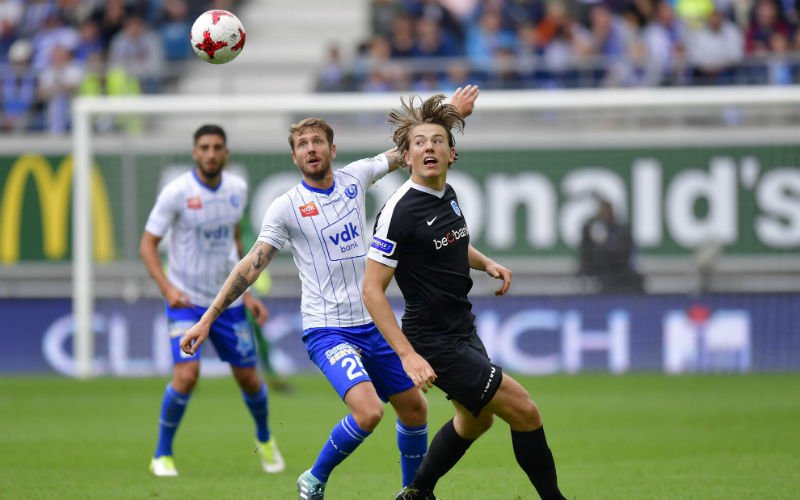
[{"left": 68, "top": 86, "right": 800, "bottom": 377}]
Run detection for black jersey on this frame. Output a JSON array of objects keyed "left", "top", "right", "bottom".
[{"left": 368, "top": 179, "right": 475, "bottom": 340}]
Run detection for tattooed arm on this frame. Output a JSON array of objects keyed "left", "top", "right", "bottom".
[{"left": 180, "top": 241, "right": 278, "bottom": 355}]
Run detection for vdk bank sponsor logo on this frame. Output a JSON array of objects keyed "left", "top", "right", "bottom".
[{"left": 321, "top": 208, "right": 366, "bottom": 261}]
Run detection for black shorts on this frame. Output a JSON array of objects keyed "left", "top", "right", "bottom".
[{"left": 410, "top": 330, "right": 503, "bottom": 417}]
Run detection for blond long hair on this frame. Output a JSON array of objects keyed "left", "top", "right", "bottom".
[{"left": 388, "top": 94, "right": 465, "bottom": 167}]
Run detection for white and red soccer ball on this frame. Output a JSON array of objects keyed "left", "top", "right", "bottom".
[{"left": 190, "top": 10, "right": 245, "bottom": 64}]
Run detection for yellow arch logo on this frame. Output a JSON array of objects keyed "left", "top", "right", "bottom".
[{"left": 1, "top": 154, "right": 115, "bottom": 263}]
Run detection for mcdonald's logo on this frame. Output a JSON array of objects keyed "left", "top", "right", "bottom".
[{"left": 1, "top": 154, "right": 115, "bottom": 263}]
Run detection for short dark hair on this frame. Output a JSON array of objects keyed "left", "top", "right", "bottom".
[
  {"left": 194, "top": 124, "right": 226, "bottom": 145},
  {"left": 288, "top": 118, "right": 334, "bottom": 150}
]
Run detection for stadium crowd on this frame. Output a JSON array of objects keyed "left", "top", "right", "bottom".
[
  {"left": 0, "top": 0, "right": 238, "bottom": 134},
  {"left": 4, "top": 0, "right": 799, "bottom": 134},
  {"left": 316, "top": 0, "right": 800, "bottom": 92}
]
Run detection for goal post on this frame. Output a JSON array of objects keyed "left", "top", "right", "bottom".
[{"left": 71, "top": 86, "right": 800, "bottom": 378}]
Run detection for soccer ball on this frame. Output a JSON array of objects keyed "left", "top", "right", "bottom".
[{"left": 190, "top": 10, "right": 246, "bottom": 64}]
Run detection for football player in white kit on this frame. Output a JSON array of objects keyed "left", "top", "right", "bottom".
[
  {"left": 140, "top": 125, "right": 284, "bottom": 477},
  {"left": 179, "top": 87, "right": 479, "bottom": 499}
]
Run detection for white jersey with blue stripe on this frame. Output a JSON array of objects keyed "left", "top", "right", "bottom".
[
  {"left": 257, "top": 154, "right": 390, "bottom": 330},
  {"left": 144, "top": 170, "right": 247, "bottom": 308}
]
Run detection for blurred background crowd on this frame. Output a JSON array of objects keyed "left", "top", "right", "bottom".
[
  {"left": 319, "top": 0, "right": 800, "bottom": 92},
  {"left": 2, "top": 0, "right": 800, "bottom": 135},
  {"left": 0, "top": 0, "right": 239, "bottom": 134}
]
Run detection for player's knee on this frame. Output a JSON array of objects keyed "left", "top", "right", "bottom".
[
  {"left": 172, "top": 374, "right": 197, "bottom": 394},
  {"left": 353, "top": 403, "right": 384, "bottom": 432},
  {"left": 508, "top": 398, "right": 542, "bottom": 431},
  {"left": 456, "top": 411, "right": 493, "bottom": 439},
  {"left": 172, "top": 366, "right": 199, "bottom": 393},
  {"left": 397, "top": 401, "right": 427, "bottom": 427}
]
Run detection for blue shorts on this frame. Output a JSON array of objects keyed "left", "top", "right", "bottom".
[
  {"left": 166, "top": 304, "right": 257, "bottom": 367},
  {"left": 303, "top": 323, "right": 414, "bottom": 402}
]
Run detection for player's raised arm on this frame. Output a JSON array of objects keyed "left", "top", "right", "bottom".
[
  {"left": 383, "top": 85, "right": 479, "bottom": 171},
  {"left": 180, "top": 241, "right": 278, "bottom": 354},
  {"left": 362, "top": 259, "right": 437, "bottom": 392},
  {"left": 468, "top": 244, "right": 512, "bottom": 296}
]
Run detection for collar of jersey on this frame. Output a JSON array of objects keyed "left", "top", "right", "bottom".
[
  {"left": 408, "top": 179, "right": 446, "bottom": 198},
  {"left": 192, "top": 169, "right": 223, "bottom": 192},
  {"left": 301, "top": 179, "right": 335, "bottom": 195}
]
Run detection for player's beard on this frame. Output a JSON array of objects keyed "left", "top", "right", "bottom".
[
  {"left": 299, "top": 157, "right": 331, "bottom": 182},
  {"left": 197, "top": 160, "right": 224, "bottom": 181}
]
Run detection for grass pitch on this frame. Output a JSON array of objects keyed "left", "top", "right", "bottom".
[{"left": 1, "top": 374, "right": 798, "bottom": 499}]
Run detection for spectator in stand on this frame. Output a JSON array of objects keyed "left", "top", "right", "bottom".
[
  {"left": 2, "top": 38, "right": 38, "bottom": 132},
  {"left": 779, "top": 0, "right": 798, "bottom": 27},
  {"left": 108, "top": 15, "right": 165, "bottom": 94},
  {"left": 316, "top": 43, "right": 350, "bottom": 92},
  {"left": 413, "top": 17, "right": 462, "bottom": 58},
  {"left": 56, "top": 0, "right": 92, "bottom": 26},
  {"left": 91, "top": 0, "right": 129, "bottom": 49},
  {"left": 404, "top": 0, "right": 465, "bottom": 46},
  {"left": 372, "top": 0, "right": 403, "bottom": 36},
  {"left": 388, "top": 14, "right": 417, "bottom": 58},
  {"left": 527, "top": 1, "right": 589, "bottom": 88},
  {"left": 642, "top": 0, "right": 688, "bottom": 86},
  {"left": 0, "top": 0, "right": 23, "bottom": 64},
  {"left": 577, "top": 3, "right": 628, "bottom": 86},
  {"left": 31, "top": 9, "right": 78, "bottom": 72},
  {"left": 765, "top": 31, "right": 793, "bottom": 84},
  {"left": 440, "top": 59, "right": 481, "bottom": 91},
  {"left": 490, "top": 45, "right": 526, "bottom": 89},
  {"left": 745, "top": 0, "right": 791, "bottom": 54},
  {"left": 73, "top": 19, "right": 104, "bottom": 65},
  {"left": 38, "top": 44, "right": 83, "bottom": 134},
  {"left": 686, "top": 9, "right": 744, "bottom": 85},
  {"left": 158, "top": 0, "right": 193, "bottom": 62},
  {"left": 354, "top": 34, "right": 393, "bottom": 86},
  {"left": 464, "top": 8, "right": 518, "bottom": 71},
  {"left": 17, "top": 0, "right": 51, "bottom": 39}
]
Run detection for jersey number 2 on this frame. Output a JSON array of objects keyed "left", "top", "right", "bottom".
[{"left": 342, "top": 355, "right": 365, "bottom": 380}]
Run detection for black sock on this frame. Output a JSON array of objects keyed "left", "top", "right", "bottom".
[
  {"left": 511, "top": 426, "right": 566, "bottom": 500},
  {"left": 412, "top": 419, "right": 474, "bottom": 492}
]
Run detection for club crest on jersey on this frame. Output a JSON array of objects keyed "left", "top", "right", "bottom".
[
  {"left": 451, "top": 200, "right": 461, "bottom": 217},
  {"left": 299, "top": 201, "right": 319, "bottom": 217},
  {"left": 187, "top": 196, "right": 202, "bottom": 209},
  {"left": 230, "top": 194, "right": 241, "bottom": 208},
  {"left": 344, "top": 183, "right": 358, "bottom": 199}
]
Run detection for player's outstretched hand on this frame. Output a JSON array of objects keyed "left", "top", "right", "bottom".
[
  {"left": 450, "top": 84, "right": 479, "bottom": 118},
  {"left": 400, "top": 351, "right": 437, "bottom": 393},
  {"left": 485, "top": 261, "right": 512, "bottom": 296},
  {"left": 180, "top": 323, "right": 210, "bottom": 355}
]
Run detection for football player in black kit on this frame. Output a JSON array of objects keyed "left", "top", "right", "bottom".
[{"left": 362, "top": 93, "right": 568, "bottom": 500}]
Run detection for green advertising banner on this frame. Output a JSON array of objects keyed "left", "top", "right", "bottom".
[{"left": 2, "top": 145, "right": 799, "bottom": 263}]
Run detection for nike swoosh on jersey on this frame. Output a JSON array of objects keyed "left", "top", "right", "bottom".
[{"left": 426, "top": 217, "right": 437, "bottom": 226}]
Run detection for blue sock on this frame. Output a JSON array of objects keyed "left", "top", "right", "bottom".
[
  {"left": 242, "top": 383, "right": 270, "bottom": 443},
  {"left": 397, "top": 420, "right": 428, "bottom": 487},
  {"left": 311, "top": 414, "right": 371, "bottom": 482},
  {"left": 154, "top": 384, "right": 190, "bottom": 458}
]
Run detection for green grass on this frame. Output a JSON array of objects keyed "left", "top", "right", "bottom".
[{"left": 1, "top": 374, "right": 798, "bottom": 499}]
